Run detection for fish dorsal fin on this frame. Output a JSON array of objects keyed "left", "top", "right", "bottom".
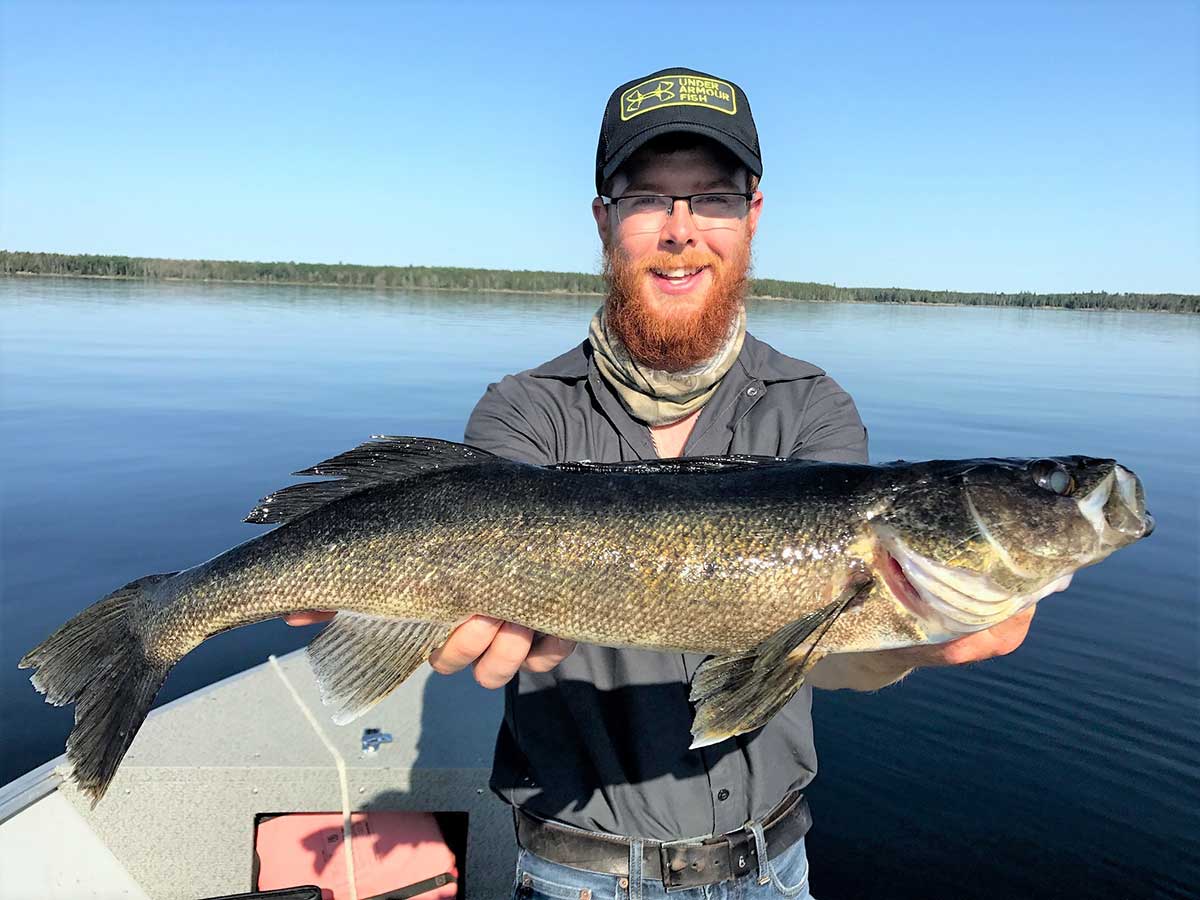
[
  {"left": 245, "top": 436, "right": 495, "bottom": 525},
  {"left": 549, "top": 454, "right": 789, "bottom": 475},
  {"left": 688, "top": 572, "right": 873, "bottom": 748}
]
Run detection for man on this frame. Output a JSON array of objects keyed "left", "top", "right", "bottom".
[{"left": 288, "top": 67, "right": 1036, "bottom": 898}]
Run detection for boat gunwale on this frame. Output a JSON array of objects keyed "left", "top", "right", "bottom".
[
  {"left": 0, "top": 648, "right": 309, "bottom": 825},
  {"left": 0, "top": 757, "right": 63, "bottom": 825}
]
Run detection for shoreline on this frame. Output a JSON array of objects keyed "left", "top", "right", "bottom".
[
  {"left": 2, "top": 271, "right": 1187, "bottom": 314},
  {"left": 1, "top": 270, "right": 606, "bottom": 297}
]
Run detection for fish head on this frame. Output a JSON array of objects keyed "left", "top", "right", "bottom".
[{"left": 868, "top": 457, "right": 1153, "bottom": 638}]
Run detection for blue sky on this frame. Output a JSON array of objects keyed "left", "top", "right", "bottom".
[{"left": 2, "top": 0, "right": 1196, "bottom": 294}]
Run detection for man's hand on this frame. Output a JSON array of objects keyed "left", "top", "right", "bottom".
[
  {"left": 428, "top": 616, "right": 576, "bottom": 688},
  {"left": 814, "top": 571, "right": 1075, "bottom": 692},
  {"left": 282, "top": 611, "right": 575, "bottom": 688},
  {"left": 283, "top": 611, "right": 336, "bottom": 626},
  {"left": 808, "top": 605, "right": 1040, "bottom": 692},
  {"left": 898, "top": 605, "right": 1037, "bottom": 668}
]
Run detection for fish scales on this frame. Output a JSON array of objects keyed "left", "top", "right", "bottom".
[
  {"left": 20, "top": 437, "right": 1153, "bottom": 803},
  {"left": 154, "top": 462, "right": 870, "bottom": 658}
]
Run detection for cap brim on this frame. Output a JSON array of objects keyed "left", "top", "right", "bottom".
[{"left": 598, "top": 122, "right": 762, "bottom": 195}]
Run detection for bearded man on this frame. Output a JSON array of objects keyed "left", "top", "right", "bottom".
[{"left": 287, "top": 67, "right": 1036, "bottom": 899}]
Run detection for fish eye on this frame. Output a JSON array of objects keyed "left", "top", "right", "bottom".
[{"left": 1030, "top": 460, "right": 1076, "bottom": 496}]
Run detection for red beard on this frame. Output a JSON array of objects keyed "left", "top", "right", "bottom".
[{"left": 603, "top": 235, "right": 752, "bottom": 372}]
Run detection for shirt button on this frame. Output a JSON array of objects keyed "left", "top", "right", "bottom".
[
  {"left": 717, "top": 788, "right": 730, "bottom": 801},
  {"left": 746, "top": 387, "right": 759, "bottom": 396}
]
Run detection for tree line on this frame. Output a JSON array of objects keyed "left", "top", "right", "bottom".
[{"left": 3, "top": 250, "right": 1194, "bottom": 313}]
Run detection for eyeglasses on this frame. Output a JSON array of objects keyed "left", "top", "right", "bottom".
[{"left": 603, "top": 192, "right": 752, "bottom": 234}]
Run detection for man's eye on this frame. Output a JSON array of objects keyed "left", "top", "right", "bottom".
[
  {"left": 626, "top": 196, "right": 665, "bottom": 211},
  {"left": 692, "top": 195, "right": 739, "bottom": 215}
]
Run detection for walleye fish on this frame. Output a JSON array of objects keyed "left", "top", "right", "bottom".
[{"left": 21, "top": 437, "right": 1153, "bottom": 804}]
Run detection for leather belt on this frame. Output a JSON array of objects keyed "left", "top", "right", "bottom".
[{"left": 515, "top": 792, "right": 811, "bottom": 892}]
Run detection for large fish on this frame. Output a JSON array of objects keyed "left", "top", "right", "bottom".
[{"left": 21, "top": 438, "right": 1153, "bottom": 804}]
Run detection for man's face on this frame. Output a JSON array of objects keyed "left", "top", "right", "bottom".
[{"left": 592, "top": 142, "right": 763, "bottom": 372}]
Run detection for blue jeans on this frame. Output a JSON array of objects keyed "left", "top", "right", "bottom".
[{"left": 512, "top": 834, "right": 814, "bottom": 900}]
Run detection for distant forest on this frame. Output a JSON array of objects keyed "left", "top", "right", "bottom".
[{"left": 3, "top": 250, "right": 1195, "bottom": 313}]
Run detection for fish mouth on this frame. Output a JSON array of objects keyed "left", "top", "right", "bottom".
[
  {"left": 873, "top": 526, "right": 1070, "bottom": 637},
  {"left": 1078, "top": 464, "right": 1155, "bottom": 546}
]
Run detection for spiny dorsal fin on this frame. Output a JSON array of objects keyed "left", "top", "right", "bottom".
[
  {"left": 549, "top": 454, "right": 789, "bottom": 475},
  {"left": 688, "top": 572, "right": 873, "bottom": 748},
  {"left": 245, "top": 436, "right": 495, "bottom": 525}
]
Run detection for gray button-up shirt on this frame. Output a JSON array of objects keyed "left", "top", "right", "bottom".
[{"left": 463, "top": 332, "right": 868, "bottom": 841}]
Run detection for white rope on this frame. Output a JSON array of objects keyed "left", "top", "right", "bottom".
[{"left": 269, "top": 654, "right": 358, "bottom": 900}]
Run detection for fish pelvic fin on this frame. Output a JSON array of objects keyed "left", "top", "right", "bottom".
[
  {"left": 19, "top": 572, "right": 177, "bottom": 806},
  {"left": 306, "top": 613, "right": 453, "bottom": 725},
  {"left": 688, "top": 573, "right": 873, "bottom": 749},
  {"left": 245, "top": 436, "right": 496, "bottom": 525}
]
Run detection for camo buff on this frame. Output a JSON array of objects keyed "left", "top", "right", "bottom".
[{"left": 588, "top": 305, "right": 746, "bottom": 426}]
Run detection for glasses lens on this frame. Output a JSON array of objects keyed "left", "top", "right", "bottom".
[
  {"left": 615, "top": 196, "right": 672, "bottom": 234},
  {"left": 691, "top": 194, "right": 748, "bottom": 230},
  {"left": 613, "top": 194, "right": 748, "bottom": 233}
]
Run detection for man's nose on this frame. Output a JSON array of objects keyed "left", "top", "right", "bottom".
[{"left": 659, "top": 198, "right": 697, "bottom": 247}]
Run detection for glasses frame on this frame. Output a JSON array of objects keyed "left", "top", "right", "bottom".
[{"left": 601, "top": 192, "right": 754, "bottom": 230}]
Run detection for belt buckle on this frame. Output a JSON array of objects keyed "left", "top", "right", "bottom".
[{"left": 658, "top": 837, "right": 729, "bottom": 893}]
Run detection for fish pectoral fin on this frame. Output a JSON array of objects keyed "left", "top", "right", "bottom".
[
  {"left": 688, "top": 573, "right": 872, "bottom": 748},
  {"left": 305, "top": 613, "right": 452, "bottom": 725}
]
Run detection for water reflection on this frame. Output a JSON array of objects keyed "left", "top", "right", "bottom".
[{"left": 2, "top": 276, "right": 1197, "bottom": 898}]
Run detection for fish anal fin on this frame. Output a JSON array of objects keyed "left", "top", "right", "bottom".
[
  {"left": 245, "top": 437, "right": 495, "bottom": 525},
  {"left": 688, "top": 573, "right": 872, "bottom": 748},
  {"left": 305, "top": 613, "right": 452, "bottom": 725}
]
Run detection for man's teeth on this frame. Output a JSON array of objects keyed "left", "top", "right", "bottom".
[{"left": 652, "top": 267, "right": 702, "bottom": 278}]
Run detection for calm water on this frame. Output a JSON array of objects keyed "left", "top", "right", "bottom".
[{"left": 2, "top": 277, "right": 1197, "bottom": 898}]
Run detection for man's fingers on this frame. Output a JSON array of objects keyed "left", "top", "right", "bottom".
[
  {"left": 522, "top": 634, "right": 577, "bottom": 673},
  {"left": 428, "top": 616, "right": 503, "bottom": 674},
  {"left": 428, "top": 619, "right": 573, "bottom": 686},
  {"left": 939, "top": 604, "right": 1038, "bottom": 665},
  {"left": 283, "top": 610, "right": 336, "bottom": 626},
  {"left": 989, "top": 604, "right": 1037, "bottom": 653},
  {"left": 473, "top": 622, "right": 536, "bottom": 689}
]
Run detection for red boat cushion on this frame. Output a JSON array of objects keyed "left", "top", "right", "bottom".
[{"left": 255, "top": 811, "right": 458, "bottom": 900}]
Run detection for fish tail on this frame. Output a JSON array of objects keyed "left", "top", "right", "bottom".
[{"left": 19, "top": 572, "right": 177, "bottom": 806}]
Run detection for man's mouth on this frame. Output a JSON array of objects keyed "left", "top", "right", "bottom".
[{"left": 648, "top": 266, "right": 709, "bottom": 294}]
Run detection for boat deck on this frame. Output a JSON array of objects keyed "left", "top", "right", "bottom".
[{"left": 0, "top": 650, "right": 514, "bottom": 899}]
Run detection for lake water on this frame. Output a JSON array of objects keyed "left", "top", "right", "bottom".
[{"left": 2, "top": 277, "right": 1197, "bottom": 898}]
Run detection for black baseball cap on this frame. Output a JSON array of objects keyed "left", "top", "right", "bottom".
[{"left": 595, "top": 67, "right": 762, "bottom": 195}]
